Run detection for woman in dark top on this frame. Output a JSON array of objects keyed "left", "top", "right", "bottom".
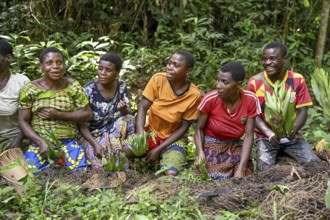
[{"left": 79, "top": 52, "right": 135, "bottom": 170}]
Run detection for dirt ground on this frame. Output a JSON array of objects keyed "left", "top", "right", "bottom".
[{"left": 1, "top": 156, "right": 330, "bottom": 219}]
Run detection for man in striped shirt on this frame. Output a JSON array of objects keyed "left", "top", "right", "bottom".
[{"left": 247, "top": 42, "right": 319, "bottom": 171}]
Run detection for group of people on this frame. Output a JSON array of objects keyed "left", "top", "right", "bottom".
[{"left": 0, "top": 39, "right": 320, "bottom": 179}]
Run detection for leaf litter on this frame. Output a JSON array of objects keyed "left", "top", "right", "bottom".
[{"left": 1, "top": 156, "right": 330, "bottom": 219}]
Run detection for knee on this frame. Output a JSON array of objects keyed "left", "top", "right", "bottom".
[
  {"left": 303, "top": 151, "right": 321, "bottom": 162},
  {"left": 287, "top": 139, "right": 320, "bottom": 162},
  {"left": 165, "top": 169, "right": 178, "bottom": 176},
  {"left": 257, "top": 161, "right": 273, "bottom": 172},
  {"left": 255, "top": 141, "right": 277, "bottom": 171},
  {"left": 256, "top": 155, "right": 275, "bottom": 172}
]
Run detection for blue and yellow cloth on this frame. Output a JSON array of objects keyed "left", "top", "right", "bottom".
[{"left": 25, "top": 137, "right": 90, "bottom": 171}]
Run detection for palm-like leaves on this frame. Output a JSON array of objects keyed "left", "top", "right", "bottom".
[{"left": 311, "top": 68, "right": 330, "bottom": 127}]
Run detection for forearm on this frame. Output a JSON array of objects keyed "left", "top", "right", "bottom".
[
  {"left": 19, "top": 121, "right": 44, "bottom": 146},
  {"left": 78, "top": 123, "right": 98, "bottom": 147},
  {"left": 136, "top": 98, "right": 152, "bottom": 133},
  {"left": 255, "top": 116, "right": 274, "bottom": 137},
  {"left": 56, "top": 108, "right": 92, "bottom": 122},
  {"left": 136, "top": 108, "right": 147, "bottom": 133},
  {"left": 293, "top": 107, "right": 308, "bottom": 133},
  {"left": 156, "top": 121, "right": 190, "bottom": 153},
  {"left": 238, "top": 118, "right": 255, "bottom": 171},
  {"left": 238, "top": 135, "right": 253, "bottom": 170},
  {"left": 194, "top": 127, "right": 204, "bottom": 156},
  {"left": 19, "top": 109, "right": 46, "bottom": 147}
]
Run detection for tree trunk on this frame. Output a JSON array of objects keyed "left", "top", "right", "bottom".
[{"left": 315, "top": 0, "right": 330, "bottom": 67}]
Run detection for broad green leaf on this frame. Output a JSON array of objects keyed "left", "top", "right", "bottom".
[
  {"left": 134, "top": 214, "right": 149, "bottom": 220},
  {"left": 0, "top": 163, "right": 19, "bottom": 173}
]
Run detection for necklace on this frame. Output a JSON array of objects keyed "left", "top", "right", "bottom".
[{"left": 226, "top": 91, "right": 241, "bottom": 115}]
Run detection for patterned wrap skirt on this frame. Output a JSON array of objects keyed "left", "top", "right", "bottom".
[
  {"left": 80, "top": 115, "right": 135, "bottom": 170},
  {"left": 25, "top": 136, "right": 90, "bottom": 172},
  {"left": 202, "top": 135, "right": 253, "bottom": 180}
]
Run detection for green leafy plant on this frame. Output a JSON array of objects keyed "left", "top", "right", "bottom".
[
  {"left": 101, "top": 152, "right": 127, "bottom": 172},
  {"left": 0, "top": 157, "right": 39, "bottom": 197},
  {"left": 42, "top": 130, "right": 66, "bottom": 165},
  {"left": 216, "top": 208, "right": 262, "bottom": 220},
  {"left": 302, "top": 106, "right": 325, "bottom": 146},
  {"left": 131, "top": 132, "right": 149, "bottom": 157},
  {"left": 311, "top": 68, "right": 330, "bottom": 157},
  {"left": 264, "top": 81, "right": 296, "bottom": 139},
  {"left": 178, "top": 167, "right": 212, "bottom": 184},
  {"left": 155, "top": 165, "right": 170, "bottom": 176},
  {"left": 269, "top": 184, "right": 289, "bottom": 194},
  {"left": 102, "top": 154, "right": 116, "bottom": 172},
  {"left": 196, "top": 163, "right": 211, "bottom": 182},
  {"left": 67, "top": 36, "right": 118, "bottom": 85},
  {"left": 125, "top": 131, "right": 156, "bottom": 157},
  {"left": 311, "top": 68, "right": 330, "bottom": 130}
]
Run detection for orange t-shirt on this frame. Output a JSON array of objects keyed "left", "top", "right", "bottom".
[{"left": 143, "top": 72, "right": 201, "bottom": 139}]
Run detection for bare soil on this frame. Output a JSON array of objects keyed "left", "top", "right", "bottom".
[{"left": 1, "top": 156, "right": 330, "bottom": 219}]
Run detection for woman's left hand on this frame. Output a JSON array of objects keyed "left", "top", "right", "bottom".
[{"left": 38, "top": 108, "right": 59, "bottom": 119}]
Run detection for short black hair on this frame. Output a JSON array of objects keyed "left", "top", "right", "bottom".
[
  {"left": 220, "top": 61, "right": 245, "bottom": 82},
  {"left": 175, "top": 51, "right": 194, "bottom": 69},
  {"left": 39, "top": 47, "right": 64, "bottom": 63},
  {"left": 99, "top": 52, "right": 122, "bottom": 71},
  {"left": 263, "top": 42, "right": 288, "bottom": 57},
  {"left": 0, "top": 39, "right": 13, "bottom": 57}
]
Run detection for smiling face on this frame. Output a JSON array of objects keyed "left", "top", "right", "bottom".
[
  {"left": 261, "top": 47, "right": 287, "bottom": 78},
  {"left": 216, "top": 71, "right": 241, "bottom": 99},
  {"left": 97, "top": 60, "right": 119, "bottom": 85},
  {"left": 165, "top": 53, "right": 191, "bottom": 83},
  {"left": 40, "top": 52, "right": 65, "bottom": 81}
]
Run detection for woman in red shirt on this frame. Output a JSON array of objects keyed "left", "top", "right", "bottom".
[{"left": 195, "top": 62, "right": 261, "bottom": 180}]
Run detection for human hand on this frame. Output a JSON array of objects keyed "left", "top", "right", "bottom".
[
  {"left": 93, "top": 143, "right": 104, "bottom": 158},
  {"left": 39, "top": 140, "right": 49, "bottom": 159},
  {"left": 194, "top": 152, "right": 206, "bottom": 166},
  {"left": 117, "top": 100, "right": 127, "bottom": 114},
  {"left": 38, "top": 108, "right": 59, "bottom": 120},
  {"left": 115, "top": 148, "right": 122, "bottom": 157},
  {"left": 143, "top": 148, "right": 160, "bottom": 164},
  {"left": 268, "top": 133, "right": 279, "bottom": 145},
  {"left": 234, "top": 169, "right": 244, "bottom": 178},
  {"left": 288, "top": 130, "right": 297, "bottom": 141}
]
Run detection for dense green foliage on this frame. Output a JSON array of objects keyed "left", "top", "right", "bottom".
[
  {"left": 1, "top": 1, "right": 330, "bottom": 218},
  {"left": 1, "top": 0, "right": 329, "bottom": 94},
  {"left": 0, "top": 179, "right": 203, "bottom": 219}
]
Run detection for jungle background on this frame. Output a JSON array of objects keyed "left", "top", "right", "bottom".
[{"left": 1, "top": 0, "right": 330, "bottom": 219}]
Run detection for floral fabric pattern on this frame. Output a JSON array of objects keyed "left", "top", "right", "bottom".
[{"left": 84, "top": 79, "right": 131, "bottom": 136}]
